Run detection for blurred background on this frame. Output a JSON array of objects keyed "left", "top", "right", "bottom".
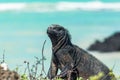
[{"left": 0, "top": 0, "right": 120, "bottom": 76}]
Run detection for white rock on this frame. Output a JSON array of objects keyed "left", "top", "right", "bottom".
[{"left": 0, "top": 62, "right": 8, "bottom": 70}]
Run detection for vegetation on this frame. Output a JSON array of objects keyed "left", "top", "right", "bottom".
[
  {"left": 21, "top": 40, "right": 47, "bottom": 80},
  {"left": 1, "top": 41, "right": 120, "bottom": 80},
  {"left": 19, "top": 40, "right": 120, "bottom": 80}
]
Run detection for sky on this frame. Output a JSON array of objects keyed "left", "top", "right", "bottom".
[{"left": 0, "top": 0, "right": 120, "bottom": 75}]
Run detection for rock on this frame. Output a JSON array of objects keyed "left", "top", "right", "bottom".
[
  {"left": 1, "top": 63, "right": 8, "bottom": 71},
  {"left": 0, "top": 64, "right": 20, "bottom": 80},
  {"left": 88, "top": 32, "right": 120, "bottom": 52}
]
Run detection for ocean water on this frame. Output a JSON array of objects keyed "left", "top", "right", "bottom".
[{"left": 0, "top": 4, "right": 120, "bottom": 76}]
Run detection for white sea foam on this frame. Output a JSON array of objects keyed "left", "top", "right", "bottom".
[
  {"left": 0, "top": 1, "right": 120, "bottom": 12},
  {"left": 0, "top": 3, "right": 26, "bottom": 11}
]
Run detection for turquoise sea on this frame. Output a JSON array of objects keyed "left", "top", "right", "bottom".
[{"left": 0, "top": 0, "right": 120, "bottom": 76}]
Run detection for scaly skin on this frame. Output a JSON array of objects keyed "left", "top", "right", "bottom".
[{"left": 47, "top": 24, "right": 114, "bottom": 80}]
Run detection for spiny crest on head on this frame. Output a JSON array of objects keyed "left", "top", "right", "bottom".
[
  {"left": 51, "top": 24, "right": 63, "bottom": 28},
  {"left": 51, "top": 24, "right": 71, "bottom": 40}
]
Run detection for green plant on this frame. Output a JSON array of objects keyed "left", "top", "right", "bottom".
[
  {"left": 89, "top": 72, "right": 104, "bottom": 80},
  {"left": 77, "top": 77, "right": 84, "bottom": 80},
  {"left": 21, "top": 74, "right": 28, "bottom": 80},
  {"left": 21, "top": 40, "right": 47, "bottom": 80}
]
